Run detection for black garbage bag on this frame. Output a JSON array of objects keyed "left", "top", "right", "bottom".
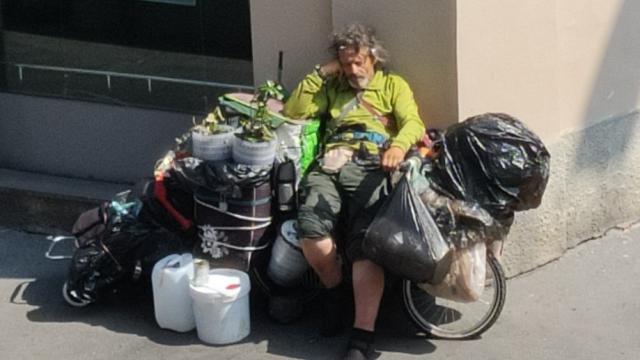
[
  {"left": 168, "top": 157, "right": 209, "bottom": 195},
  {"left": 203, "top": 161, "right": 272, "bottom": 192},
  {"left": 429, "top": 113, "right": 550, "bottom": 217},
  {"left": 363, "top": 175, "right": 453, "bottom": 284},
  {"left": 67, "top": 200, "right": 187, "bottom": 304}
]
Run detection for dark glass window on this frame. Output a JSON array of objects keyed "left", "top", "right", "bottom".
[{"left": 0, "top": 0, "right": 254, "bottom": 114}]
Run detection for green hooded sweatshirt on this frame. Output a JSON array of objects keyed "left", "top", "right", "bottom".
[{"left": 283, "top": 69, "right": 425, "bottom": 155}]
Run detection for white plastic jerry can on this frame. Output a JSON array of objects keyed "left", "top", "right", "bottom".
[{"left": 152, "top": 253, "right": 196, "bottom": 332}]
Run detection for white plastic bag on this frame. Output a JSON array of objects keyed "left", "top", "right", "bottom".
[{"left": 418, "top": 241, "right": 487, "bottom": 303}]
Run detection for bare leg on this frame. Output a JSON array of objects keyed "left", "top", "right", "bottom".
[
  {"left": 300, "top": 236, "right": 342, "bottom": 288},
  {"left": 352, "top": 259, "right": 385, "bottom": 331}
]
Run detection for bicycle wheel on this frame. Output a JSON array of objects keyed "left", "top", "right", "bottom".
[
  {"left": 62, "top": 282, "right": 93, "bottom": 307},
  {"left": 402, "top": 254, "right": 506, "bottom": 339}
]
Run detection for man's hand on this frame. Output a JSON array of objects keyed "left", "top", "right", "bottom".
[
  {"left": 318, "top": 59, "right": 342, "bottom": 79},
  {"left": 381, "top": 146, "right": 406, "bottom": 172}
]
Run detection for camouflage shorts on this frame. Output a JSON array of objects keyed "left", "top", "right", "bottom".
[{"left": 297, "top": 160, "right": 389, "bottom": 261}]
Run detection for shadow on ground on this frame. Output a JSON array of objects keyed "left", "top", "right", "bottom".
[{"left": 3, "top": 229, "right": 436, "bottom": 359}]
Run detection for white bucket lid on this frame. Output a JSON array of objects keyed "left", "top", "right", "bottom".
[{"left": 189, "top": 268, "right": 251, "bottom": 303}]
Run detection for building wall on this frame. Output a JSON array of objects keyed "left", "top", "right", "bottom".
[
  {"left": 0, "top": 92, "right": 193, "bottom": 183},
  {"left": 456, "top": 0, "right": 640, "bottom": 141},
  {"left": 250, "top": 0, "right": 459, "bottom": 129},
  {"left": 456, "top": 0, "right": 640, "bottom": 275},
  {"left": 331, "top": 0, "right": 458, "bottom": 129},
  {"left": 251, "top": 0, "right": 640, "bottom": 276},
  {"left": 249, "top": 0, "right": 332, "bottom": 92}
]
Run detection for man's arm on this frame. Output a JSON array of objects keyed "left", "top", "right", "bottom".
[
  {"left": 389, "top": 77, "right": 426, "bottom": 152},
  {"left": 381, "top": 76, "right": 426, "bottom": 171},
  {"left": 282, "top": 69, "right": 330, "bottom": 120}
]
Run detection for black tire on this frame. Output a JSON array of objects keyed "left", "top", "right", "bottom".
[
  {"left": 402, "top": 254, "right": 506, "bottom": 339},
  {"left": 62, "top": 282, "right": 93, "bottom": 307}
]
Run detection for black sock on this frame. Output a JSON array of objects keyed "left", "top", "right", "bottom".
[{"left": 349, "top": 327, "right": 375, "bottom": 350}]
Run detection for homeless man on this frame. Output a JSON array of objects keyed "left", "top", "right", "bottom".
[{"left": 283, "top": 23, "right": 425, "bottom": 360}]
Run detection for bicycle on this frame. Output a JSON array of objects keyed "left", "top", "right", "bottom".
[{"left": 249, "top": 160, "right": 507, "bottom": 340}]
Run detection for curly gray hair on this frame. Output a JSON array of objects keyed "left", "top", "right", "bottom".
[{"left": 330, "top": 23, "right": 388, "bottom": 69}]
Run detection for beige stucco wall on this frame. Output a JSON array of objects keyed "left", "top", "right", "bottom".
[
  {"left": 331, "top": 0, "right": 458, "bottom": 129},
  {"left": 456, "top": 0, "right": 558, "bottom": 140},
  {"left": 251, "top": 0, "right": 458, "bottom": 129},
  {"left": 456, "top": 0, "right": 640, "bottom": 142},
  {"left": 249, "top": 0, "right": 332, "bottom": 91},
  {"left": 250, "top": 0, "right": 640, "bottom": 276},
  {"left": 456, "top": 0, "right": 640, "bottom": 275}
]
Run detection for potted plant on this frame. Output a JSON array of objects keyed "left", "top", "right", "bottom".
[
  {"left": 191, "top": 106, "right": 236, "bottom": 161},
  {"left": 232, "top": 81, "right": 285, "bottom": 166}
]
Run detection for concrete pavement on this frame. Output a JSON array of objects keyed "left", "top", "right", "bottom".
[{"left": 0, "top": 222, "right": 638, "bottom": 360}]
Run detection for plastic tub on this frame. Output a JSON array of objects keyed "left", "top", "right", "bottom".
[
  {"left": 190, "top": 268, "right": 251, "bottom": 345},
  {"left": 267, "top": 220, "right": 309, "bottom": 287},
  {"left": 152, "top": 253, "right": 196, "bottom": 332},
  {"left": 192, "top": 126, "right": 236, "bottom": 161},
  {"left": 232, "top": 136, "right": 277, "bottom": 166}
]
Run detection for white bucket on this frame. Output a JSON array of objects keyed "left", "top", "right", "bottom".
[
  {"left": 189, "top": 268, "right": 251, "bottom": 345},
  {"left": 232, "top": 136, "right": 277, "bottom": 166},
  {"left": 192, "top": 126, "right": 236, "bottom": 161},
  {"left": 152, "top": 253, "right": 196, "bottom": 332},
  {"left": 267, "top": 220, "right": 309, "bottom": 287}
]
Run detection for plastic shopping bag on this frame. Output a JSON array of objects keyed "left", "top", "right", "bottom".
[
  {"left": 363, "top": 175, "right": 452, "bottom": 284},
  {"left": 418, "top": 241, "right": 487, "bottom": 303}
]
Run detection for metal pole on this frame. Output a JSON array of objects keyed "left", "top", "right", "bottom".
[
  {"left": 12, "top": 63, "right": 254, "bottom": 91},
  {"left": 277, "top": 50, "right": 283, "bottom": 84}
]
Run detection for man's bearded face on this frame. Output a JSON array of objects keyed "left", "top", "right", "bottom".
[{"left": 338, "top": 46, "right": 377, "bottom": 90}]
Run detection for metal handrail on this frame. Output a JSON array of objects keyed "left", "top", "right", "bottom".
[{"left": 14, "top": 63, "right": 254, "bottom": 92}]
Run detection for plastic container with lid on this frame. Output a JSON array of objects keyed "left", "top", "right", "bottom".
[
  {"left": 189, "top": 268, "right": 251, "bottom": 345},
  {"left": 192, "top": 125, "right": 236, "bottom": 161},
  {"left": 232, "top": 136, "right": 277, "bottom": 166}
]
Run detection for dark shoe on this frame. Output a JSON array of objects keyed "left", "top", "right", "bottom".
[
  {"left": 320, "top": 286, "right": 349, "bottom": 337},
  {"left": 342, "top": 339, "right": 375, "bottom": 360},
  {"left": 343, "top": 348, "right": 369, "bottom": 360}
]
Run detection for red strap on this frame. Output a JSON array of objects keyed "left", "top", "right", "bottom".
[
  {"left": 154, "top": 175, "right": 193, "bottom": 231},
  {"left": 356, "top": 92, "right": 394, "bottom": 127}
]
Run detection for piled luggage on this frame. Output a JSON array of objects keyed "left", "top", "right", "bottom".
[
  {"left": 60, "top": 77, "right": 551, "bottom": 340},
  {"left": 60, "top": 82, "right": 319, "bottom": 343},
  {"left": 364, "top": 112, "right": 550, "bottom": 302}
]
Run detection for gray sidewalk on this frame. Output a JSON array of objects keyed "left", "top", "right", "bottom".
[{"left": 0, "top": 222, "right": 639, "bottom": 360}]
